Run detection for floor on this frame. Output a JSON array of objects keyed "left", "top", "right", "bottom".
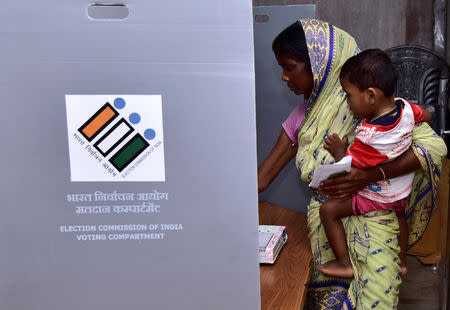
[{"left": 398, "top": 255, "right": 441, "bottom": 309}]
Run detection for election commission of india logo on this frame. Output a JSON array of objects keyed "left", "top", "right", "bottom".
[{"left": 65, "top": 95, "right": 165, "bottom": 182}]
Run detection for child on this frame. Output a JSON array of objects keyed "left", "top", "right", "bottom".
[{"left": 317, "top": 49, "right": 431, "bottom": 279}]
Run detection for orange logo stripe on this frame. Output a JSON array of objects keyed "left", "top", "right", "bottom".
[{"left": 82, "top": 106, "right": 116, "bottom": 139}]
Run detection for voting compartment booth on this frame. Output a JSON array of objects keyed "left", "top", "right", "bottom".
[{"left": 0, "top": 1, "right": 260, "bottom": 309}]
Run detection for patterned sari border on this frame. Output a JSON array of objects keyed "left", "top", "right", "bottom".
[
  {"left": 414, "top": 143, "right": 436, "bottom": 206},
  {"left": 344, "top": 295, "right": 353, "bottom": 310},
  {"left": 308, "top": 280, "right": 350, "bottom": 289},
  {"left": 405, "top": 186, "right": 431, "bottom": 220},
  {"left": 406, "top": 142, "right": 438, "bottom": 250},
  {"left": 316, "top": 23, "right": 334, "bottom": 97}
]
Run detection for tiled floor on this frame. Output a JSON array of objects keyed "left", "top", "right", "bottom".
[{"left": 398, "top": 255, "right": 441, "bottom": 309}]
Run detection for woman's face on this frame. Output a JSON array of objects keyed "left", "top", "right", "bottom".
[{"left": 276, "top": 53, "right": 314, "bottom": 98}]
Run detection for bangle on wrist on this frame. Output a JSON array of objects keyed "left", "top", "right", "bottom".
[{"left": 377, "top": 166, "right": 386, "bottom": 181}]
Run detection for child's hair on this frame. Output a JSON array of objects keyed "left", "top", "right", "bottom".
[{"left": 340, "top": 48, "right": 398, "bottom": 97}]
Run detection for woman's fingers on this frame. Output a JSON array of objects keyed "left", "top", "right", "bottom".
[
  {"left": 319, "top": 184, "right": 346, "bottom": 196},
  {"left": 319, "top": 167, "right": 367, "bottom": 194},
  {"left": 331, "top": 192, "right": 352, "bottom": 199},
  {"left": 319, "top": 174, "right": 350, "bottom": 190}
]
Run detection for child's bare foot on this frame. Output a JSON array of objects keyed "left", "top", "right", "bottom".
[
  {"left": 400, "top": 264, "right": 407, "bottom": 277},
  {"left": 324, "top": 134, "right": 348, "bottom": 161},
  {"left": 318, "top": 259, "right": 354, "bottom": 278}
]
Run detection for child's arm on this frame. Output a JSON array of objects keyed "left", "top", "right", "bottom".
[
  {"left": 410, "top": 101, "right": 432, "bottom": 124},
  {"left": 422, "top": 110, "right": 432, "bottom": 124},
  {"left": 324, "top": 134, "right": 348, "bottom": 161}
]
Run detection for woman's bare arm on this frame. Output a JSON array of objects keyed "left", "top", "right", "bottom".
[
  {"left": 258, "top": 129, "right": 298, "bottom": 192},
  {"left": 318, "top": 148, "right": 420, "bottom": 198}
]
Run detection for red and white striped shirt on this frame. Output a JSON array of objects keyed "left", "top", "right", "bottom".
[{"left": 348, "top": 98, "right": 425, "bottom": 203}]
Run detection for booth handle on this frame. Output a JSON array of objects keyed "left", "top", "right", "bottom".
[{"left": 87, "top": 3, "right": 129, "bottom": 20}]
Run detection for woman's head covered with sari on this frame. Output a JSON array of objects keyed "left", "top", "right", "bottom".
[{"left": 273, "top": 19, "right": 359, "bottom": 182}]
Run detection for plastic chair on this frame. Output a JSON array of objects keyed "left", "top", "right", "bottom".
[{"left": 386, "top": 45, "right": 449, "bottom": 149}]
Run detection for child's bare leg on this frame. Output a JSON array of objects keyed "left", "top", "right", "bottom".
[
  {"left": 396, "top": 210, "right": 408, "bottom": 276},
  {"left": 319, "top": 197, "right": 355, "bottom": 278},
  {"left": 324, "top": 133, "right": 348, "bottom": 161}
]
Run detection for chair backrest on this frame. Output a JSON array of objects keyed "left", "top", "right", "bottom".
[{"left": 385, "top": 45, "right": 449, "bottom": 145}]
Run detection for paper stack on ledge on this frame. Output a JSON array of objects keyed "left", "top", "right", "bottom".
[{"left": 259, "top": 225, "right": 287, "bottom": 264}]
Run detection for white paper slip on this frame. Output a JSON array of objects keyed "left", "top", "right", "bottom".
[
  {"left": 309, "top": 155, "right": 352, "bottom": 188},
  {"left": 259, "top": 232, "right": 274, "bottom": 249}
]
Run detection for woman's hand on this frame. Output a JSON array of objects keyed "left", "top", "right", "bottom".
[
  {"left": 318, "top": 166, "right": 368, "bottom": 198},
  {"left": 318, "top": 149, "right": 421, "bottom": 198}
]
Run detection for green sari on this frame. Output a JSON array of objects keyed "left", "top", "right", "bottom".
[{"left": 296, "top": 19, "right": 447, "bottom": 309}]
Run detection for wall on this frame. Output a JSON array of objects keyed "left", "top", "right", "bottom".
[{"left": 253, "top": 0, "right": 433, "bottom": 51}]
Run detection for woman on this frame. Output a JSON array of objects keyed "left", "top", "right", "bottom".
[{"left": 258, "top": 19, "right": 446, "bottom": 309}]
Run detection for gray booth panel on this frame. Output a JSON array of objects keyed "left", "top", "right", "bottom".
[
  {"left": 0, "top": 1, "right": 260, "bottom": 309},
  {"left": 254, "top": 5, "right": 315, "bottom": 212}
]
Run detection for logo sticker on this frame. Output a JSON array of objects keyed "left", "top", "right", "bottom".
[{"left": 66, "top": 95, "right": 165, "bottom": 182}]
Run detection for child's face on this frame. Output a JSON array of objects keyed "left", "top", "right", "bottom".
[{"left": 340, "top": 78, "right": 374, "bottom": 119}]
